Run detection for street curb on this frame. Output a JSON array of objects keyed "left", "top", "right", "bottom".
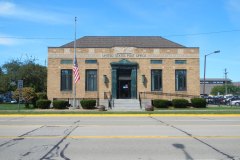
[{"left": 1, "top": 114, "right": 240, "bottom": 117}]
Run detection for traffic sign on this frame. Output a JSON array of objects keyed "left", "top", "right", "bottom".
[{"left": 18, "top": 80, "right": 23, "bottom": 89}]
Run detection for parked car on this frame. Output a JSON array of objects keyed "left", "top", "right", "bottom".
[
  {"left": 206, "top": 96, "right": 225, "bottom": 105},
  {"left": 225, "top": 96, "right": 240, "bottom": 105},
  {"left": 10, "top": 99, "right": 17, "bottom": 104},
  {"left": 230, "top": 100, "right": 240, "bottom": 106}
]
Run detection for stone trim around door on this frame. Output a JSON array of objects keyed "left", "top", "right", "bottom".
[{"left": 110, "top": 59, "right": 138, "bottom": 99}]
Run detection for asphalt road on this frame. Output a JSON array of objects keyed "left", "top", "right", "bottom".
[{"left": 0, "top": 115, "right": 240, "bottom": 160}]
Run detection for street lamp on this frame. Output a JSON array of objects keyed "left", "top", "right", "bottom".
[{"left": 203, "top": 50, "right": 220, "bottom": 95}]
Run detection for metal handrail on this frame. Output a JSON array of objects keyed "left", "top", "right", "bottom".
[
  {"left": 139, "top": 91, "right": 199, "bottom": 100},
  {"left": 138, "top": 93, "right": 142, "bottom": 109},
  {"left": 104, "top": 92, "right": 113, "bottom": 109}
]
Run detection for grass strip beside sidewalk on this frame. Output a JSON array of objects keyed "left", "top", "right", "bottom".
[
  {"left": 0, "top": 109, "right": 240, "bottom": 115},
  {"left": 0, "top": 104, "right": 240, "bottom": 115}
]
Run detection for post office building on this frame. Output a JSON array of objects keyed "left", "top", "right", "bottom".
[{"left": 47, "top": 36, "right": 200, "bottom": 109}]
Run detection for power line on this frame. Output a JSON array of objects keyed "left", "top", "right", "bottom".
[
  {"left": 0, "top": 29, "right": 240, "bottom": 40},
  {"left": 164, "top": 29, "right": 240, "bottom": 37},
  {"left": 0, "top": 37, "right": 71, "bottom": 40}
]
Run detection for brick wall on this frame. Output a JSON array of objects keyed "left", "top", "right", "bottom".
[{"left": 47, "top": 47, "right": 200, "bottom": 102}]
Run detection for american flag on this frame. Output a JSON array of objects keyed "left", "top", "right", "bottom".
[{"left": 73, "top": 54, "right": 80, "bottom": 83}]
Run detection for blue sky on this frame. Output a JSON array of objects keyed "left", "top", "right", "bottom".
[{"left": 0, "top": 0, "right": 240, "bottom": 81}]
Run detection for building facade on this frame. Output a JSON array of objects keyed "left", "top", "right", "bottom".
[
  {"left": 200, "top": 78, "right": 232, "bottom": 95},
  {"left": 47, "top": 36, "right": 200, "bottom": 108}
]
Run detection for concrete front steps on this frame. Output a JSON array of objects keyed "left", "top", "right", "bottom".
[{"left": 111, "top": 99, "right": 142, "bottom": 111}]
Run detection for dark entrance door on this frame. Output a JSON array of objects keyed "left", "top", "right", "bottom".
[
  {"left": 117, "top": 69, "right": 131, "bottom": 99},
  {"left": 118, "top": 80, "right": 131, "bottom": 98}
]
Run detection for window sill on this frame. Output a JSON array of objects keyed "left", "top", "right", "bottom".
[
  {"left": 60, "top": 90, "right": 72, "bottom": 92},
  {"left": 175, "top": 90, "right": 187, "bottom": 92}
]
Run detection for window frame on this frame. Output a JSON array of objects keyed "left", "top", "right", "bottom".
[
  {"left": 60, "top": 69, "right": 72, "bottom": 91},
  {"left": 151, "top": 69, "right": 162, "bottom": 91},
  {"left": 175, "top": 69, "right": 187, "bottom": 91},
  {"left": 85, "top": 69, "right": 98, "bottom": 91},
  {"left": 85, "top": 59, "right": 97, "bottom": 64},
  {"left": 61, "top": 59, "right": 73, "bottom": 64},
  {"left": 150, "top": 60, "right": 162, "bottom": 64},
  {"left": 175, "top": 60, "right": 187, "bottom": 64}
]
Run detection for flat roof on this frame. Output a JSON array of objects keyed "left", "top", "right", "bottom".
[{"left": 200, "top": 78, "right": 232, "bottom": 82}]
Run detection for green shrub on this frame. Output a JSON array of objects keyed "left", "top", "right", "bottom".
[
  {"left": 25, "top": 102, "right": 30, "bottom": 108},
  {"left": 172, "top": 99, "right": 189, "bottom": 108},
  {"left": 53, "top": 100, "right": 69, "bottom": 109},
  {"left": 80, "top": 100, "right": 96, "bottom": 109},
  {"left": 191, "top": 98, "right": 206, "bottom": 108},
  {"left": 37, "top": 92, "right": 48, "bottom": 100},
  {"left": 36, "top": 100, "right": 51, "bottom": 109},
  {"left": 152, "top": 99, "right": 169, "bottom": 108}
]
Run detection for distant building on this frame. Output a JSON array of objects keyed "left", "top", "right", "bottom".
[
  {"left": 47, "top": 36, "right": 200, "bottom": 108},
  {"left": 200, "top": 78, "right": 232, "bottom": 95},
  {"left": 233, "top": 82, "right": 240, "bottom": 87}
]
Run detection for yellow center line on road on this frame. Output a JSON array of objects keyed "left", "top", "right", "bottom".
[
  {"left": 0, "top": 135, "right": 240, "bottom": 139},
  {"left": 1, "top": 124, "right": 240, "bottom": 128},
  {"left": 0, "top": 114, "right": 240, "bottom": 117}
]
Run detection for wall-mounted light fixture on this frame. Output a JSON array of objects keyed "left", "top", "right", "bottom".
[
  {"left": 142, "top": 75, "right": 146, "bottom": 84},
  {"left": 103, "top": 75, "right": 108, "bottom": 83}
]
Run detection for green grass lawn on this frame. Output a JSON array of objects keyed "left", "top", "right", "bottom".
[
  {"left": 154, "top": 105, "right": 240, "bottom": 110},
  {"left": 0, "top": 103, "right": 240, "bottom": 114},
  {"left": 0, "top": 103, "right": 35, "bottom": 110}
]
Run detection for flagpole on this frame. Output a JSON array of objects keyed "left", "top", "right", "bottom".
[{"left": 73, "top": 17, "right": 77, "bottom": 108}]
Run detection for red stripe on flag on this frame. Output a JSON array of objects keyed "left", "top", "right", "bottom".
[{"left": 73, "top": 58, "right": 80, "bottom": 83}]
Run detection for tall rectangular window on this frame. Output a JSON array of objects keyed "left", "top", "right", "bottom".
[
  {"left": 61, "top": 69, "right": 72, "bottom": 91},
  {"left": 151, "top": 70, "right": 162, "bottom": 91},
  {"left": 175, "top": 69, "right": 187, "bottom": 91},
  {"left": 86, "top": 70, "right": 97, "bottom": 91}
]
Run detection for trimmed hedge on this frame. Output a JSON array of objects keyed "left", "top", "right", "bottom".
[
  {"left": 80, "top": 100, "right": 96, "bottom": 109},
  {"left": 191, "top": 98, "right": 207, "bottom": 108},
  {"left": 152, "top": 99, "right": 169, "bottom": 108},
  {"left": 53, "top": 100, "right": 69, "bottom": 109},
  {"left": 36, "top": 100, "right": 51, "bottom": 109},
  {"left": 172, "top": 99, "right": 189, "bottom": 108}
]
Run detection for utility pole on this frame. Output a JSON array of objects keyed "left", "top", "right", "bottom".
[{"left": 224, "top": 68, "right": 228, "bottom": 95}]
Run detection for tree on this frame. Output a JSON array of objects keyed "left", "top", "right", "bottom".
[
  {"left": 19, "top": 62, "right": 47, "bottom": 92},
  {"left": 0, "top": 60, "right": 22, "bottom": 92},
  {"left": 0, "top": 57, "right": 47, "bottom": 93},
  {"left": 0, "top": 67, "right": 9, "bottom": 93},
  {"left": 13, "top": 87, "right": 37, "bottom": 108},
  {"left": 0, "top": 75, "right": 9, "bottom": 93},
  {"left": 210, "top": 85, "right": 240, "bottom": 95}
]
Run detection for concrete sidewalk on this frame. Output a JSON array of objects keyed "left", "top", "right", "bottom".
[{"left": 1, "top": 113, "right": 240, "bottom": 117}]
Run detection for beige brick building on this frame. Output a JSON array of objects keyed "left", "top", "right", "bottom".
[{"left": 47, "top": 36, "right": 200, "bottom": 109}]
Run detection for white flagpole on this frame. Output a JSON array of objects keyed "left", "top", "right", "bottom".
[{"left": 73, "top": 17, "right": 77, "bottom": 108}]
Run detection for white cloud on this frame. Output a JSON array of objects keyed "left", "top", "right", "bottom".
[
  {"left": 0, "top": 33, "right": 17, "bottom": 46},
  {"left": 0, "top": 1, "right": 70, "bottom": 25},
  {"left": 225, "top": 0, "right": 240, "bottom": 25},
  {"left": 227, "top": 0, "right": 240, "bottom": 12},
  {"left": 0, "top": 38, "right": 15, "bottom": 46},
  {"left": 0, "top": 1, "right": 15, "bottom": 15},
  {"left": 110, "top": 0, "right": 163, "bottom": 23}
]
